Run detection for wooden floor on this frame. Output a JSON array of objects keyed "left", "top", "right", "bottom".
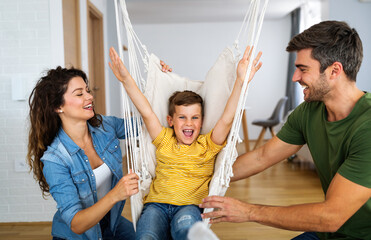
[
  {"left": 0, "top": 143, "right": 324, "bottom": 240},
  {"left": 210, "top": 160, "right": 323, "bottom": 240}
]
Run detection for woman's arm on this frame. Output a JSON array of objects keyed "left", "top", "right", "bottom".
[{"left": 70, "top": 172, "right": 139, "bottom": 234}]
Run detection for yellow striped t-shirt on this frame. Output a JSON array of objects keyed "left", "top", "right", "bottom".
[{"left": 143, "top": 127, "right": 225, "bottom": 205}]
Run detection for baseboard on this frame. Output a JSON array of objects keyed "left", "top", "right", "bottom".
[{"left": 0, "top": 221, "right": 52, "bottom": 226}]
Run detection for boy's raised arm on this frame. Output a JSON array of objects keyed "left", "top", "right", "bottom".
[
  {"left": 109, "top": 47, "right": 162, "bottom": 140},
  {"left": 211, "top": 46, "right": 262, "bottom": 145}
]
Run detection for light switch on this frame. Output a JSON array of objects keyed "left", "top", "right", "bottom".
[{"left": 11, "top": 76, "right": 26, "bottom": 101}]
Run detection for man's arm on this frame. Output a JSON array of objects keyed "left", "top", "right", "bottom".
[
  {"left": 232, "top": 136, "right": 302, "bottom": 181},
  {"left": 109, "top": 47, "right": 162, "bottom": 140},
  {"left": 211, "top": 46, "right": 262, "bottom": 145},
  {"left": 200, "top": 173, "right": 371, "bottom": 232}
]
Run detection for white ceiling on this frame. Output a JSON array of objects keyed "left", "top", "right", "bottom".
[{"left": 125, "top": 0, "right": 318, "bottom": 24}]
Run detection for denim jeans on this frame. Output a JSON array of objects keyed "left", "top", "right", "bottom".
[
  {"left": 291, "top": 232, "right": 320, "bottom": 240},
  {"left": 100, "top": 212, "right": 136, "bottom": 240},
  {"left": 136, "top": 203, "right": 202, "bottom": 240},
  {"left": 52, "top": 213, "right": 135, "bottom": 240}
]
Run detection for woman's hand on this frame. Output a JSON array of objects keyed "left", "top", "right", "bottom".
[
  {"left": 237, "top": 46, "right": 262, "bottom": 84},
  {"left": 110, "top": 170, "right": 139, "bottom": 203},
  {"left": 70, "top": 170, "right": 139, "bottom": 234}
]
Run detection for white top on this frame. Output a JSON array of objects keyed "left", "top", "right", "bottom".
[{"left": 93, "top": 163, "right": 112, "bottom": 201}]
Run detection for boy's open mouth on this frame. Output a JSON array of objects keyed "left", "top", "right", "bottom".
[{"left": 183, "top": 129, "right": 194, "bottom": 137}]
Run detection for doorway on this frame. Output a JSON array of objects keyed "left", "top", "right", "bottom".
[
  {"left": 87, "top": 1, "right": 106, "bottom": 115},
  {"left": 62, "top": 0, "right": 81, "bottom": 68}
]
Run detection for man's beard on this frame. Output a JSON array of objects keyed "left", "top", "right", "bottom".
[{"left": 304, "top": 73, "right": 330, "bottom": 102}]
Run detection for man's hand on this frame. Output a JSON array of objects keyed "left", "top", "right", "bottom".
[{"left": 200, "top": 196, "right": 251, "bottom": 224}]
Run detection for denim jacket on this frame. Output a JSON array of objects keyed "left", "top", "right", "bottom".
[{"left": 41, "top": 116, "right": 128, "bottom": 240}]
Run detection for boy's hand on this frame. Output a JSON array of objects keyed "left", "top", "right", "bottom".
[
  {"left": 237, "top": 46, "right": 262, "bottom": 84},
  {"left": 109, "top": 47, "right": 172, "bottom": 78},
  {"left": 109, "top": 47, "right": 130, "bottom": 83},
  {"left": 160, "top": 60, "right": 172, "bottom": 73}
]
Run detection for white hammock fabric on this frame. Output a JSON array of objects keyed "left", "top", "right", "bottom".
[{"left": 114, "top": 0, "right": 269, "bottom": 229}]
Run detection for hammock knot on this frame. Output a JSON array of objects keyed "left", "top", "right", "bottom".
[
  {"left": 142, "top": 45, "right": 150, "bottom": 71},
  {"left": 233, "top": 40, "right": 239, "bottom": 49}
]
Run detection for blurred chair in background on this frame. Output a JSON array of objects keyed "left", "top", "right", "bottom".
[{"left": 252, "top": 96, "right": 288, "bottom": 150}]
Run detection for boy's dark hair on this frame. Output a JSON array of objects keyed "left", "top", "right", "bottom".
[
  {"left": 168, "top": 90, "right": 204, "bottom": 117},
  {"left": 286, "top": 20, "right": 363, "bottom": 81}
]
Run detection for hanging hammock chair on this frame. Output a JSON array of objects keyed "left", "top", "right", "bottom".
[{"left": 113, "top": 0, "right": 268, "bottom": 229}]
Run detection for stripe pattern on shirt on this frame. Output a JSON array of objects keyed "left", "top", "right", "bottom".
[{"left": 144, "top": 127, "right": 225, "bottom": 205}]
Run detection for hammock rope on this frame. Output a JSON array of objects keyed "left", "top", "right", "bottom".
[{"left": 114, "top": 0, "right": 268, "bottom": 228}]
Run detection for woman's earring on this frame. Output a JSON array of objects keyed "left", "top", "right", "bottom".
[{"left": 59, "top": 110, "right": 63, "bottom": 113}]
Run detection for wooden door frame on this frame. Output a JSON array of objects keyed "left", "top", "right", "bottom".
[
  {"left": 87, "top": 0, "right": 106, "bottom": 115},
  {"left": 62, "top": 0, "right": 81, "bottom": 68}
]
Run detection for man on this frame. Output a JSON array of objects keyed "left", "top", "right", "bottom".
[{"left": 200, "top": 21, "right": 371, "bottom": 240}]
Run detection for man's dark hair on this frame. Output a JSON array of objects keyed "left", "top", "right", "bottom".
[{"left": 286, "top": 21, "right": 363, "bottom": 81}]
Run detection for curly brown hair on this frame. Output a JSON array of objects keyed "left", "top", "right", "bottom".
[{"left": 27, "top": 66, "right": 102, "bottom": 197}]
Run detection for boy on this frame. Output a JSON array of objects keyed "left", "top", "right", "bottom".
[{"left": 109, "top": 46, "right": 262, "bottom": 240}]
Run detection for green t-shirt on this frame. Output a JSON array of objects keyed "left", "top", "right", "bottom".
[{"left": 277, "top": 92, "right": 371, "bottom": 240}]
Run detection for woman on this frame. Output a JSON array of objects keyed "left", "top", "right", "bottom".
[{"left": 27, "top": 64, "right": 169, "bottom": 239}]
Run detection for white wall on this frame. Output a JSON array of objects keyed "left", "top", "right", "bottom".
[
  {"left": 0, "top": 0, "right": 57, "bottom": 222},
  {"left": 119, "top": 18, "right": 291, "bottom": 140},
  {"left": 328, "top": 0, "right": 371, "bottom": 92},
  {"left": 0, "top": 0, "right": 110, "bottom": 223},
  {"left": 106, "top": 0, "right": 124, "bottom": 117}
]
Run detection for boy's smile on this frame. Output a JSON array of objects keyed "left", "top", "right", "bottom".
[{"left": 167, "top": 104, "right": 203, "bottom": 145}]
